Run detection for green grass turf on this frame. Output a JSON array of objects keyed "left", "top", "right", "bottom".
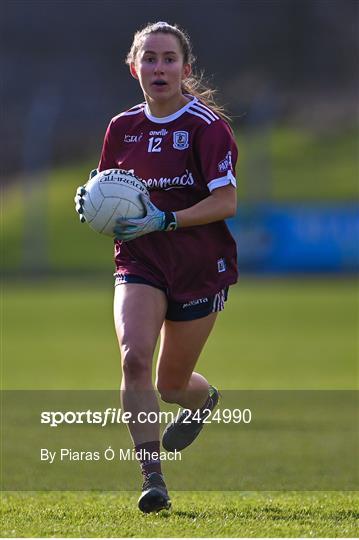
[
  {"left": 1, "top": 491, "right": 358, "bottom": 537},
  {"left": 2, "top": 278, "right": 358, "bottom": 536},
  {"left": 2, "top": 278, "right": 357, "bottom": 390},
  {"left": 269, "top": 128, "right": 358, "bottom": 202},
  {"left": 237, "top": 127, "right": 359, "bottom": 201},
  {"left": 2, "top": 129, "right": 358, "bottom": 536}
]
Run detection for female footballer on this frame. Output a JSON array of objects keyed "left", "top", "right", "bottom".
[{"left": 75, "top": 21, "right": 238, "bottom": 513}]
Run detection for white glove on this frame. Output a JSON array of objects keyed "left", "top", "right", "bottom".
[
  {"left": 113, "top": 195, "right": 177, "bottom": 242},
  {"left": 74, "top": 169, "right": 98, "bottom": 223}
]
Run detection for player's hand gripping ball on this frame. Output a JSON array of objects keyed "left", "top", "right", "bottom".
[
  {"left": 74, "top": 169, "right": 98, "bottom": 223},
  {"left": 74, "top": 169, "right": 150, "bottom": 236},
  {"left": 113, "top": 196, "right": 178, "bottom": 242}
]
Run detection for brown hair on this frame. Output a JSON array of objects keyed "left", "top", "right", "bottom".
[{"left": 126, "top": 21, "right": 231, "bottom": 123}]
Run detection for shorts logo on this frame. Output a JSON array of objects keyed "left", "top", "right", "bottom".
[
  {"left": 173, "top": 131, "right": 189, "bottom": 150},
  {"left": 182, "top": 297, "right": 209, "bottom": 309},
  {"left": 217, "top": 258, "right": 226, "bottom": 273}
]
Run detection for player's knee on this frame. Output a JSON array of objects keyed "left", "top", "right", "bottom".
[{"left": 121, "top": 346, "right": 152, "bottom": 383}]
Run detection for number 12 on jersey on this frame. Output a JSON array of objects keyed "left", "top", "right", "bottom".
[{"left": 148, "top": 137, "right": 162, "bottom": 153}]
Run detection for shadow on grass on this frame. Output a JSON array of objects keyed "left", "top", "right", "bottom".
[
  {"left": 150, "top": 509, "right": 200, "bottom": 520},
  {"left": 151, "top": 509, "right": 172, "bottom": 519},
  {"left": 171, "top": 510, "right": 199, "bottom": 519},
  {"left": 328, "top": 509, "right": 359, "bottom": 521}
]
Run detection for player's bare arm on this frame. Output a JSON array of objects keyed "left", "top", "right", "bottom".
[{"left": 175, "top": 184, "right": 237, "bottom": 227}]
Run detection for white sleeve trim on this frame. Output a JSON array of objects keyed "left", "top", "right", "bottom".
[{"left": 207, "top": 170, "right": 237, "bottom": 192}]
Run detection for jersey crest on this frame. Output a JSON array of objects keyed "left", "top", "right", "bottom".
[{"left": 173, "top": 130, "right": 189, "bottom": 150}]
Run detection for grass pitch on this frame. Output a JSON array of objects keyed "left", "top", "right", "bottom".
[
  {"left": 1, "top": 278, "right": 358, "bottom": 537},
  {"left": 2, "top": 128, "right": 358, "bottom": 536},
  {"left": 1, "top": 491, "right": 358, "bottom": 537},
  {"left": 3, "top": 278, "right": 357, "bottom": 390}
]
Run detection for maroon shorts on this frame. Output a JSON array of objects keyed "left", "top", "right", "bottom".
[{"left": 114, "top": 273, "right": 229, "bottom": 321}]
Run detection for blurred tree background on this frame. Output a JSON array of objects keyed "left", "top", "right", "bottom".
[
  {"left": 1, "top": 0, "right": 357, "bottom": 177},
  {"left": 1, "top": 0, "right": 358, "bottom": 274}
]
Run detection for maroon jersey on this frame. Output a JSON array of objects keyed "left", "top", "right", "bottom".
[{"left": 98, "top": 96, "right": 238, "bottom": 302}]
